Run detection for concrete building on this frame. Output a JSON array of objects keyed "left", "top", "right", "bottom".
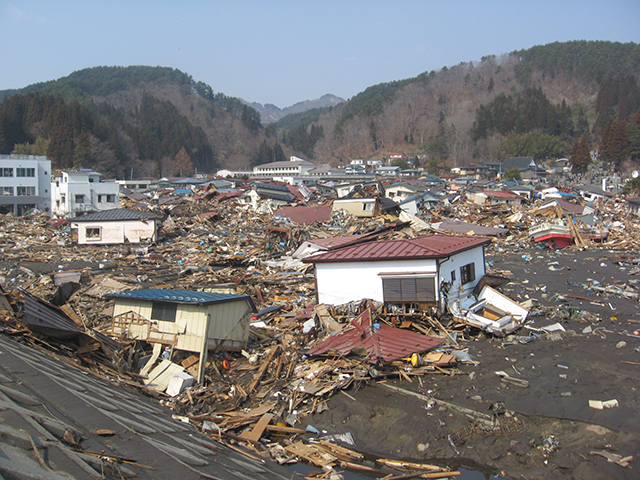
[
  {"left": 51, "top": 169, "right": 120, "bottom": 218},
  {"left": 252, "top": 156, "right": 314, "bottom": 178},
  {"left": 0, "top": 154, "right": 51, "bottom": 215}
]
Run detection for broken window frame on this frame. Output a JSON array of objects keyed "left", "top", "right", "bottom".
[
  {"left": 85, "top": 227, "right": 101, "bottom": 240},
  {"left": 1, "top": 186, "right": 12, "bottom": 196},
  {"left": 151, "top": 302, "right": 177, "bottom": 322},
  {"left": 460, "top": 262, "right": 476, "bottom": 285}
]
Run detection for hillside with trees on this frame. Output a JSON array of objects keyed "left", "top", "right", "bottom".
[
  {"left": 1, "top": 41, "right": 640, "bottom": 177},
  {"left": 0, "top": 66, "right": 266, "bottom": 177},
  {"left": 277, "top": 40, "right": 640, "bottom": 175}
]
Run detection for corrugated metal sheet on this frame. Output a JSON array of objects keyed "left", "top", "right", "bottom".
[
  {"left": 304, "top": 234, "right": 491, "bottom": 263},
  {"left": 305, "top": 308, "right": 442, "bottom": 363},
  {"left": 22, "top": 291, "right": 83, "bottom": 335}
]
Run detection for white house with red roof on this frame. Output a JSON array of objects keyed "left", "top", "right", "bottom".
[{"left": 303, "top": 234, "right": 491, "bottom": 309}]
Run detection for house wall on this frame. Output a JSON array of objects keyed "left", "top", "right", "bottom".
[
  {"left": 332, "top": 199, "right": 377, "bottom": 217},
  {"left": 206, "top": 300, "right": 253, "bottom": 350},
  {"left": 111, "top": 298, "right": 252, "bottom": 353},
  {"left": 314, "top": 259, "right": 438, "bottom": 305},
  {"left": 437, "top": 247, "right": 487, "bottom": 305},
  {"left": 111, "top": 299, "right": 207, "bottom": 353},
  {"left": 313, "top": 246, "right": 486, "bottom": 307},
  {"left": 72, "top": 219, "right": 157, "bottom": 244}
]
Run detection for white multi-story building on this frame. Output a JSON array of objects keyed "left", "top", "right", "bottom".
[
  {"left": 252, "top": 156, "right": 314, "bottom": 178},
  {"left": 0, "top": 154, "right": 52, "bottom": 215},
  {"left": 51, "top": 169, "right": 120, "bottom": 218}
]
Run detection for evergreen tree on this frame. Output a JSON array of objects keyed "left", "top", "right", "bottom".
[{"left": 569, "top": 136, "right": 591, "bottom": 173}]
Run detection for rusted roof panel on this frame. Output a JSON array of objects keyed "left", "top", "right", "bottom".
[
  {"left": 305, "top": 308, "right": 442, "bottom": 363},
  {"left": 304, "top": 234, "right": 491, "bottom": 263},
  {"left": 273, "top": 206, "right": 332, "bottom": 224}
]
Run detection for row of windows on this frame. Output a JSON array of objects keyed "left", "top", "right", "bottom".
[
  {"left": 0, "top": 168, "right": 36, "bottom": 177},
  {"left": 0, "top": 186, "right": 36, "bottom": 196}
]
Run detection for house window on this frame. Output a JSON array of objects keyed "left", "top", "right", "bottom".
[
  {"left": 0, "top": 168, "right": 13, "bottom": 177},
  {"left": 17, "top": 186, "right": 35, "bottom": 196},
  {"left": 85, "top": 227, "right": 101, "bottom": 240},
  {"left": 151, "top": 302, "right": 177, "bottom": 322},
  {"left": 107, "top": 195, "right": 116, "bottom": 202},
  {"left": 60, "top": 194, "right": 66, "bottom": 204},
  {"left": 363, "top": 202, "right": 374, "bottom": 211},
  {"left": 1, "top": 187, "right": 12, "bottom": 196},
  {"left": 381, "top": 276, "right": 436, "bottom": 303},
  {"left": 16, "top": 168, "right": 35, "bottom": 177},
  {"left": 460, "top": 263, "right": 476, "bottom": 285},
  {"left": 451, "top": 270, "right": 456, "bottom": 282},
  {"left": 75, "top": 195, "right": 85, "bottom": 203}
]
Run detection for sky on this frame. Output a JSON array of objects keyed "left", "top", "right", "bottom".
[{"left": 1, "top": 1, "right": 639, "bottom": 108}]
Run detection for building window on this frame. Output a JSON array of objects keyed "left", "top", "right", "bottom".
[
  {"left": 1, "top": 187, "right": 12, "bottom": 196},
  {"left": 16, "top": 168, "right": 35, "bottom": 177},
  {"left": 460, "top": 263, "right": 476, "bottom": 285},
  {"left": 85, "top": 227, "right": 101, "bottom": 240},
  {"left": 381, "top": 276, "right": 436, "bottom": 303},
  {"left": 107, "top": 194, "right": 116, "bottom": 202},
  {"left": 60, "top": 194, "right": 66, "bottom": 204},
  {"left": 151, "top": 302, "right": 177, "bottom": 322},
  {"left": 75, "top": 195, "right": 85, "bottom": 203},
  {"left": 0, "top": 168, "right": 13, "bottom": 177},
  {"left": 451, "top": 270, "right": 456, "bottom": 282},
  {"left": 17, "top": 186, "right": 35, "bottom": 196}
]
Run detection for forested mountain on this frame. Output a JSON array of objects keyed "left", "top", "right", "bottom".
[
  {"left": 247, "top": 94, "right": 344, "bottom": 124},
  {"left": 0, "top": 66, "right": 264, "bottom": 177},
  {"left": 297, "top": 40, "right": 640, "bottom": 173},
  {"left": 1, "top": 41, "right": 640, "bottom": 177}
]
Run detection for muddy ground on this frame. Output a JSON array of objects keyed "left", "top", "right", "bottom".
[{"left": 301, "top": 247, "right": 640, "bottom": 480}]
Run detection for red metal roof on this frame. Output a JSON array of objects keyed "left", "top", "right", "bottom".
[
  {"left": 304, "top": 234, "right": 491, "bottom": 263},
  {"left": 305, "top": 308, "right": 442, "bottom": 363},
  {"left": 273, "top": 206, "right": 332, "bottom": 224}
]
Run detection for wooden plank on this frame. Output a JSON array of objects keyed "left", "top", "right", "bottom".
[
  {"left": 248, "top": 345, "right": 279, "bottom": 393},
  {"left": 240, "top": 413, "right": 273, "bottom": 442}
]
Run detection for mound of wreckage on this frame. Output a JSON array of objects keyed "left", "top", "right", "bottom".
[{"left": 1, "top": 180, "right": 640, "bottom": 479}]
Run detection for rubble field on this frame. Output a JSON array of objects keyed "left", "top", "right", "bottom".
[{"left": 0, "top": 185, "right": 639, "bottom": 480}]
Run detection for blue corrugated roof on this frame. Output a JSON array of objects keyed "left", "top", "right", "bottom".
[{"left": 105, "top": 288, "right": 253, "bottom": 306}]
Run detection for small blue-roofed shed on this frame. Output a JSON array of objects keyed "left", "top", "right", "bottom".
[{"left": 105, "top": 288, "right": 256, "bottom": 382}]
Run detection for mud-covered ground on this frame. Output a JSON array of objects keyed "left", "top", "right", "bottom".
[{"left": 301, "top": 247, "right": 640, "bottom": 480}]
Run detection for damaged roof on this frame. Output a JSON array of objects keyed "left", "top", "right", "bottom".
[
  {"left": 273, "top": 205, "right": 333, "bottom": 224},
  {"left": 0, "top": 333, "right": 293, "bottom": 480},
  {"left": 304, "top": 234, "right": 491, "bottom": 263},
  {"left": 305, "top": 308, "right": 442, "bottom": 363},
  {"left": 105, "top": 288, "right": 256, "bottom": 309},
  {"left": 71, "top": 208, "right": 162, "bottom": 222}
]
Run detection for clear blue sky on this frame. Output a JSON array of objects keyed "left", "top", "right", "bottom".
[{"left": 2, "top": 1, "right": 639, "bottom": 108}]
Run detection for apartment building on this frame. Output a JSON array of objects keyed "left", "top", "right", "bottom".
[
  {"left": 51, "top": 169, "right": 120, "bottom": 218},
  {"left": 0, "top": 155, "right": 52, "bottom": 215}
]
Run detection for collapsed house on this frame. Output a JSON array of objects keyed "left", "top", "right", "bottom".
[{"left": 104, "top": 289, "right": 256, "bottom": 384}]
